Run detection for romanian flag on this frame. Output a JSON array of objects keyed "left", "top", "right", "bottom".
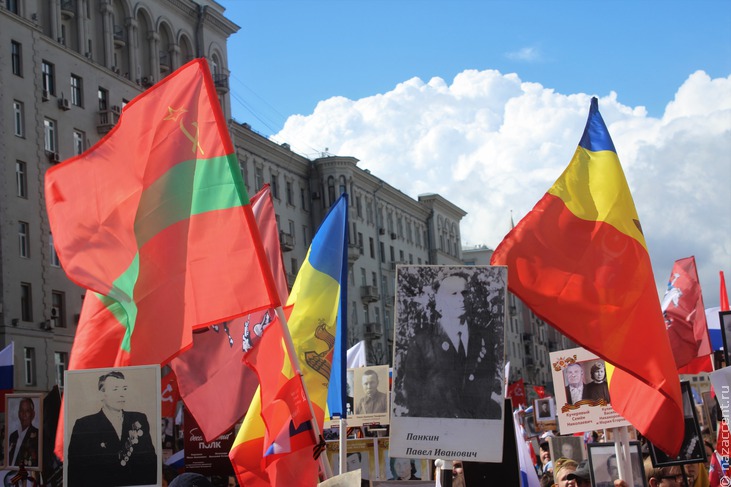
[
  {"left": 491, "top": 97, "right": 684, "bottom": 455},
  {"left": 46, "top": 59, "right": 280, "bottom": 458},
  {"left": 45, "top": 58, "right": 280, "bottom": 366},
  {"left": 230, "top": 195, "right": 348, "bottom": 487}
]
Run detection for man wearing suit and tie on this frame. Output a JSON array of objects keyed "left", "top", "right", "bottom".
[
  {"left": 403, "top": 273, "right": 501, "bottom": 419},
  {"left": 8, "top": 397, "right": 39, "bottom": 467}
]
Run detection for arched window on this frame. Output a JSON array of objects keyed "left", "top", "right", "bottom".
[{"left": 327, "top": 176, "right": 335, "bottom": 206}]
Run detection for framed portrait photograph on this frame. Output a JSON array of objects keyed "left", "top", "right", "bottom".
[
  {"left": 721, "top": 311, "right": 731, "bottom": 367},
  {"left": 523, "top": 415, "right": 538, "bottom": 438},
  {"left": 587, "top": 441, "right": 647, "bottom": 487},
  {"left": 548, "top": 435, "right": 584, "bottom": 464},
  {"left": 649, "top": 381, "right": 707, "bottom": 467},
  {"left": 63, "top": 365, "right": 161, "bottom": 487},
  {"left": 4, "top": 394, "right": 43, "bottom": 471},
  {"left": 535, "top": 398, "right": 555, "bottom": 421},
  {"left": 353, "top": 365, "right": 390, "bottom": 424},
  {"left": 390, "top": 265, "right": 506, "bottom": 463},
  {"left": 330, "top": 439, "right": 373, "bottom": 485}
]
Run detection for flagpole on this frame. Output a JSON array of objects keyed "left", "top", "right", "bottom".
[
  {"left": 275, "top": 306, "right": 334, "bottom": 479},
  {"left": 613, "top": 426, "right": 633, "bottom": 483},
  {"left": 339, "top": 417, "right": 347, "bottom": 476}
]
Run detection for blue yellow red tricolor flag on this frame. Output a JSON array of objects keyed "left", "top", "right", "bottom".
[
  {"left": 491, "top": 97, "right": 684, "bottom": 455},
  {"left": 230, "top": 195, "right": 348, "bottom": 486}
]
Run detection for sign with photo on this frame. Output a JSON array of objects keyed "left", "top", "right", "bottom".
[
  {"left": 548, "top": 435, "right": 584, "bottom": 464},
  {"left": 390, "top": 265, "right": 506, "bottom": 462},
  {"left": 326, "top": 365, "right": 391, "bottom": 430},
  {"left": 587, "top": 441, "right": 646, "bottom": 487},
  {"left": 549, "top": 347, "right": 630, "bottom": 434},
  {"left": 63, "top": 365, "right": 161, "bottom": 487},
  {"left": 534, "top": 397, "right": 558, "bottom": 432},
  {"left": 329, "top": 438, "right": 375, "bottom": 484},
  {"left": 4, "top": 394, "right": 43, "bottom": 471},
  {"left": 648, "top": 381, "right": 706, "bottom": 467}
]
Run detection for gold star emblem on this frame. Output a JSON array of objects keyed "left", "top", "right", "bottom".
[{"left": 163, "top": 106, "right": 187, "bottom": 121}]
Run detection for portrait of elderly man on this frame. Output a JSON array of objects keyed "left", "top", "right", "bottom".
[
  {"left": 67, "top": 370, "right": 158, "bottom": 486},
  {"left": 564, "top": 362, "right": 589, "bottom": 405},
  {"left": 7, "top": 397, "right": 40, "bottom": 467},
  {"left": 398, "top": 267, "right": 504, "bottom": 420},
  {"left": 355, "top": 369, "right": 388, "bottom": 415}
]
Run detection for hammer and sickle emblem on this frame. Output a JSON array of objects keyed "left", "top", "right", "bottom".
[{"left": 164, "top": 106, "right": 204, "bottom": 156}]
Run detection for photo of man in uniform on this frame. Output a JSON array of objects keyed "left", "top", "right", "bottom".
[
  {"left": 355, "top": 369, "right": 388, "bottom": 415},
  {"left": 395, "top": 266, "right": 504, "bottom": 420},
  {"left": 6, "top": 397, "right": 40, "bottom": 468},
  {"left": 66, "top": 369, "right": 158, "bottom": 486}
]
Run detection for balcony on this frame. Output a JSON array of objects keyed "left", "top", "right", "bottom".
[
  {"left": 159, "top": 51, "right": 170, "bottom": 73},
  {"left": 61, "top": 0, "right": 76, "bottom": 19},
  {"left": 113, "top": 25, "right": 126, "bottom": 47},
  {"left": 347, "top": 244, "right": 361, "bottom": 264},
  {"left": 213, "top": 73, "right": 229, "bottom": 94},
  {"left": 364, "top": 322, "right": 382, "bottom": 339},
  {"left": 97, "top": 109, "right": 121, "bottom": 134},
  {"left": 279, "top": 232, "right": 294, "bottom": 252},
  {"left": 360, "top": 285, "right": 379, "bottom": 303}
]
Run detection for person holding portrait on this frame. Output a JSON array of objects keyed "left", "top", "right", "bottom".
[
  {"left": 67, "top": 370, "right": 157, "bottom": 486},
  {"left": 7, "top": 397, "right": 39, "bottom": 467}
]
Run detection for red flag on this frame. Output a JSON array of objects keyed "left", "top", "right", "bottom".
[
  {"left": 507, "top": 379, "right": 527, "bottom": 407},
  {"left": 490, "top": 98, "right": 683, "bottom": 455},
  {"left": 161, "top": 372, "right": 180, "bottom": 418},
  {"left": 709, "top": 451, "right": 725, "bottom": 487},
  {"left": 170, "top": 184, "right": 289, "bottom": 441},
  {"left": 721, "top": 271, "right": 729, "bottom": 311},
  {"left": 49, "top": 59, "right": 281, "bottom": 459},
  {"left": 661, "top": 256, "right": 711, "bottom": 368},
  {"left": 533, "top": 385, "right": 547, "bottom": 399}
]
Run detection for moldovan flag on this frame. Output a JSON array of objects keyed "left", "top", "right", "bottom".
[
  {"left": 491, "top": 97, "right": 684, "bottom": 455},
  {"left": 171, "top": 184, "right": 290, "bottom": 441},
  {"left": 46, "top": 59, "right": 280, "bottom": 457},
  {"left": 661, "top": 256, "right": 712, "bottom": 370},
  {"left": 0, "top": 342, "right": 14, "bottom": 413},
  {"left": 230, "top": 195, "right": 348, "bottom": 487}
]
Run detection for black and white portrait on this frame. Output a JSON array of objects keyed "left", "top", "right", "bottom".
[
  {"left": 549, "top": 435, "right": 584, "bottom": 464},
  {"left": 588, "top": 442, "right": 646, "bottom": 487},
  {"left": 649, "top": 382, "right": 706, "bottom": 466},
  {"left": 64, "top": 365, "right": 161, "bottom": 487},
  {"left": 4, "top": 394, "right": 42, "bottom": 470},
  {"left": 390, "top": 265, "right": 506, "bottom": 463},
  {"left": 354, "top": 366, "right": 389, "bottom": 416},
  {"left": 393, "top": 266, "right": 505, "bottom": 419},
  {"left": 535, "top": 398, "right": 554, "bottom": 420}
]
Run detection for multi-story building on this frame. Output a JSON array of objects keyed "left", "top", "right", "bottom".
[{"left": 1, "top": 0, "right": 467, "bottom": 394}]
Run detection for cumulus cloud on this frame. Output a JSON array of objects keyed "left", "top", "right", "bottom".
[{"left": 275, "top": 69, "right": 731, "bottom": 307}]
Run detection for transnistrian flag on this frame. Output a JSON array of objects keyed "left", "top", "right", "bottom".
[
  {"left": 45, "top": 58, "right": 281, "bottom": 367},
  {"left": 230, "top": 195, "right": 348, "bottom": 487},
  {"left": 490, "top": 97, "right": 684, "bottom": 455}
]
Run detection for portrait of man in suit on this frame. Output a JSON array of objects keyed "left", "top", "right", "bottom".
[
  {"left": 66, "top": 369, "right": 159, "bottom": 486},
  {"left": 6, "top": 396, "right": 40, "bottom": 468},
  {"left": 355, "top": 368, "right": 388, "bottom": 415},
  {"left": 396, "top": 266, "right": 504, "bottom": 420}
]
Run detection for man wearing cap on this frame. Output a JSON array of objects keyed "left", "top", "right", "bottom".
[{"left": 566, "top": 460, "right": 592, "bottom": 487}]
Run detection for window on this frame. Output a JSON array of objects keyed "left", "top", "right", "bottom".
[
  {"left": 300, "top": 188, "right": 307, "bottom": 210},
  {"left": 357, "top": 232, "right": 363, "bottom": 255},
  {"left": 44, "top": 118, "right": 57, "bottom": 153},
  {"left": 302, "top": 225, "right": 309, "bottom": 248},
  {"left": 285, "top": 180, "right": 293, "bottom": 205},
  {"left": 290, "top": 257, "right": 298, "bottom": 275},
  {"left": 13, "top": 101, "right": 24, "bottom": 137},
  {"left": 70, "top": 74, "right": 83, "bottom": 106},
  {"left": 369, "top": 237, "right": 375, "bottom": 259},
  {"left": 16, "top": 160, "right": 27, "bottom": 198},
  {"left": 50, "top": 233, "right": 60, "bottom": 267},
  {"left": 360, "top": 268, "right": 366, "bottom": 285},
  {"left": 255, "top": 166, "right": 263, "bottom": 190},
  {"left": 356, "top": 196, "right": 362, "bottom": 218},
  {"left": 52, "top": 291, "right": 66, "bottom": 328},
  {"left": 380, "top": 242, "right": 385, "bottom": 263},
  {"left": 24, "top": 347, "right": 36, "bottom": 386},
  {"left": 372, "top": 272, "right": 377, "bottom": 287},
  {"left": 7, "top": 0, "right": 18, "bottom": 15},
  {"left": 73, "top": 130, "right": 85, "bottom": 155},
  {"left": 11, "top": 40, "right": 22, "bottom": 76},
  {"left": 42, "top": 60, "right": 55, "bottom": 97},
  {"left": 366, "top": 201, "right": 373, "bottom": 224},
  {"left": 21, "top": 283, "right": 32, "bottom": 322},
  {"left": 98, "top": 87, "right": 108, "bottom": 110},
  {"left": 271, "top": 173, "right": 279, "bottom": 199},
  {"left": 390, "top": 246, "right": 395, "bottom": 262},
  {"left": 55, "top": 352, "right": 68, "bottom": 389},
  {"left": 18, "top": 221, "right": 29, "bottom": 258}
]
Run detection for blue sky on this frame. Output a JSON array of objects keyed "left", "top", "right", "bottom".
[
  {"left": 219, "top": 0, "right": 731, "bottom": 308},
  {"left": 222, "top": 0, "right": 731, "bottom": 136}
]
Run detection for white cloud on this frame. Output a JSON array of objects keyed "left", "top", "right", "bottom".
[
  {"left": 505, "top": 46, "right": 542, "bottom": 62},
  {"left": 275, "top": 70, "right": 731, "bottom": 307}
]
